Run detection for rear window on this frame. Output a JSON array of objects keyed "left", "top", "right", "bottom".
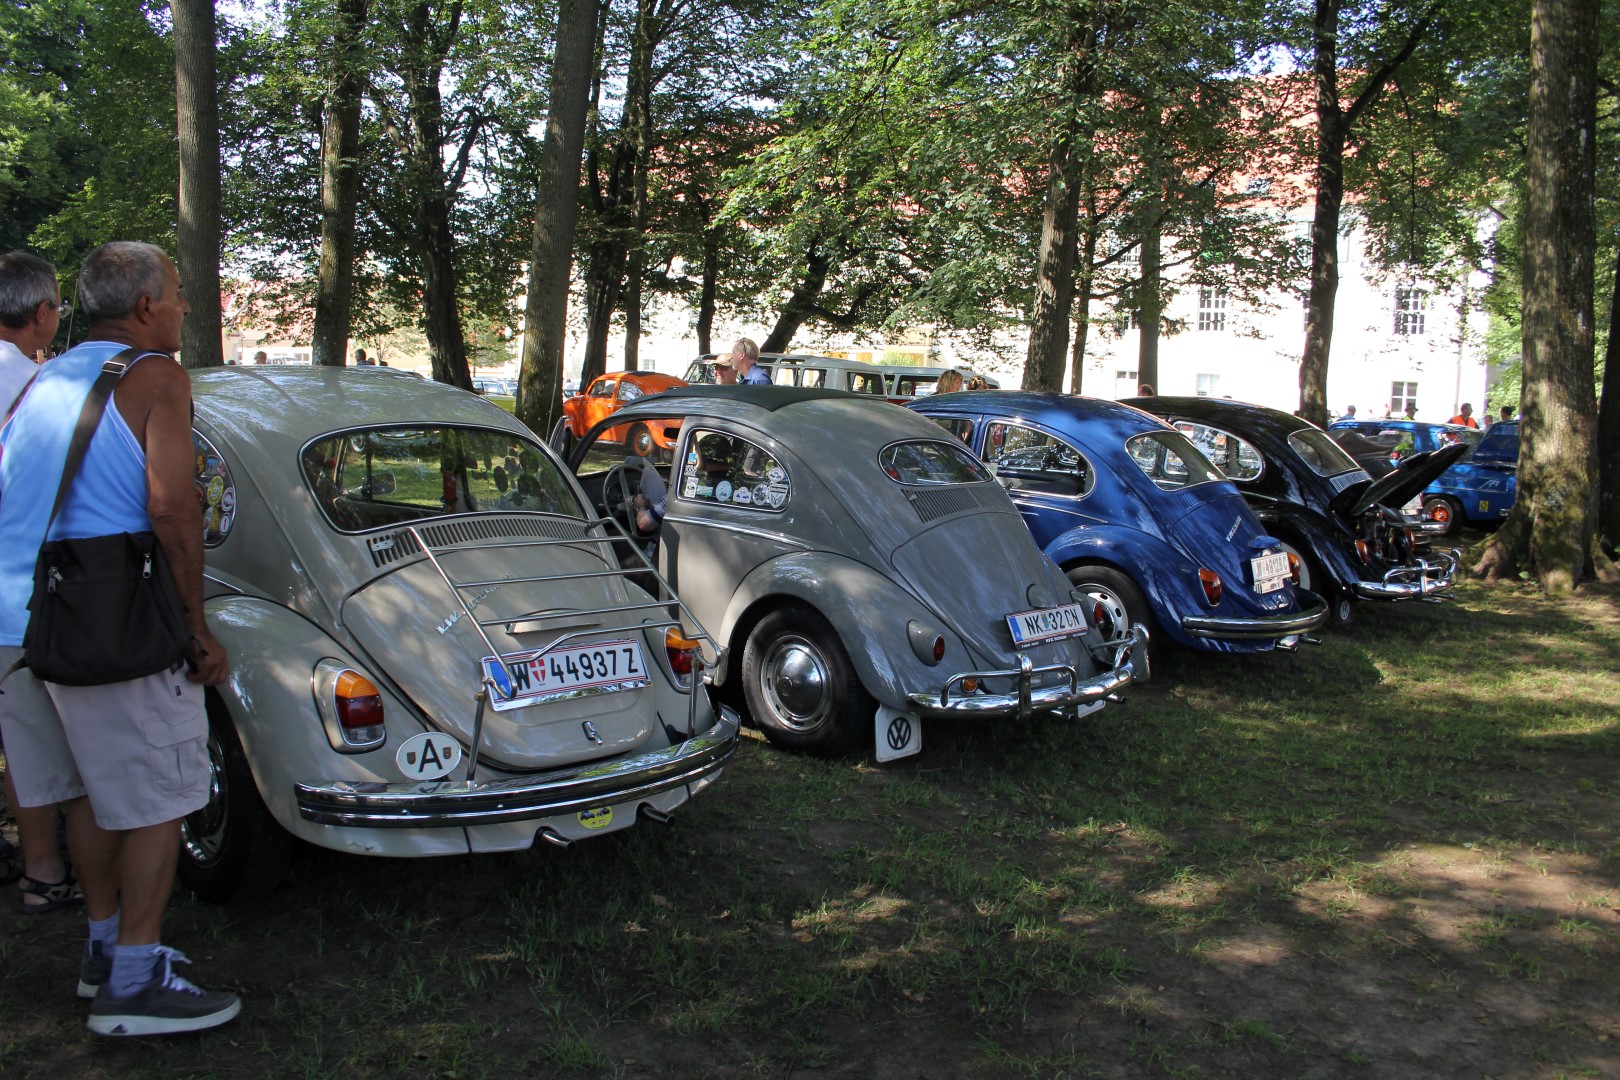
[
  {"left": 879, "top": 440, "right": 992, "bottom": 485},
  {"left": 1173, "top": 421, "right": 1263, "bottom": 481},
  {"left": 302, "top": 427, "right": 581, "bottom": 532},
  {"left": 1287, "top": 428, "right": 1360, "bottom": 477},
  {"left": 1124, "top": 432, "right": 1223, "bottom": 489}
]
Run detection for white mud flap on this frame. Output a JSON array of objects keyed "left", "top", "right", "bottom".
[{"left": 875, "top": 705, "right": 921, "bottom": 763}]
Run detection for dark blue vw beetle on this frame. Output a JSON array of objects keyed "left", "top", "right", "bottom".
[
  {"left": 1328, "top": 418, "right": 1519, "bottom": 535},
  {"left": 909, "top": 392, "right": 1329, "bottom": 658}
]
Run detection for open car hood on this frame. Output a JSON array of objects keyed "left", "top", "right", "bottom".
[{"left": 1330, "top": 442, "right": 1470, "bottom": 519}]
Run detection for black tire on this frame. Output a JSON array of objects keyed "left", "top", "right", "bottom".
[
  {"left": 178, "top": 694, "right": 293, "bottom": 904},
  {"left": 1424, "top": 495, "right": 1465, "bottom": 537},
  {"left": 1065, "top": 564, "right": 1157, "bottom": 663},
  {"left": 742, "top": 607, "right": 871, "bottom": 755},
  {"left": 627, "top": 423, "right": 654, "bottom": 458},
  {"left": 1276, "top": 538, "right": 1355, "bottom": 627}
]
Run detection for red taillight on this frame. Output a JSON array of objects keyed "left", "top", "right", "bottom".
[
  {"left": 665, "top": 628, "right": 700, "bottom": 678},
  {"left": 932, "top": 636, "right": 945, "bottom": 663},
  {"left": 335, "top": 670, "right": 383, "bottom": 729},
  {"left": 1355, "top": 539, "right": 1371, "bottom": 564},
  {"left": 1198, "top": 569, "right": 1223, "bottom": 606},
  {"left": 1285, "top": 551, "right": 1301, "bottom": 584}
]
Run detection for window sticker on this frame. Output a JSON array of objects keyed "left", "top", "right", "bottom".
[
  {"left": 193, "top": 430, "right": 237, "bottom": 547},
  {"left": 677, "top": 429, "right": 788, "bottom": 513}
]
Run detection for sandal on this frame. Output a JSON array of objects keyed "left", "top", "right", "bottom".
[{"left": 18, "top": 867, "right": 83, "bottom": 914}]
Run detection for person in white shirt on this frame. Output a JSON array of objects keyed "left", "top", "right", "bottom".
[{"left": 0, "top": 249, "right": 79, "bottom": 915}]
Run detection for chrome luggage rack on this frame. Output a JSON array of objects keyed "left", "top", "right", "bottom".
[{"left": 399, "top": 514, "right": 724, "bottom": 783}]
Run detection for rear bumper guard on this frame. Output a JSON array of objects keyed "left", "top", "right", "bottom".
[
  {"left": 905, "top": 624, "right": 1148, "bottom": 718},
  {"left": 1181, "top": 590, "right": 1330, "bottom": 641},
  {"left": 1353, "top": 548, "right": 1459, "bottom": 602},
  {"left": 295, "top": 706, "right": 740, "bottom": 828}
]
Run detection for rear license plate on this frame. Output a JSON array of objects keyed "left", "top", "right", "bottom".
[
  {"left": 482, "top": 639, "right": 648, "bottom": 712},
  {"left": 1006, "top": 602, "right": 1089, "bottom": 646},
  {"left": 1250, "top": 552, "right": 1289, "bottom": 594}
]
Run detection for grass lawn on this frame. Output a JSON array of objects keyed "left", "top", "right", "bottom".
[{"left": 2, "top": 571, "right": 1616, "bottom": 1078}]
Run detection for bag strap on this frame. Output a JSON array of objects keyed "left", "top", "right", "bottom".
[
  {"left": 42, "top": 347, "right": 158, "bottom": 532},
  {"left": 3, "top": 370, "right": 41, "bottom": 429}
]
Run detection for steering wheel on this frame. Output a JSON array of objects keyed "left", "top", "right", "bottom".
[{"left": 602, "top": 463, "right": 652, "bottom": 540}]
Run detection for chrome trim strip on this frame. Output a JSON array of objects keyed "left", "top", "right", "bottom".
[
  {"left": 906, "top": 625, "right": 1147, "bottom": 717},
  {"left": 657, "top": 515, "right": 811, "bottom": 549},
  {"left": 1180, "top": 590, "right": 1331, "bottom": 639},
  {"left": 293, "top": 706, "right": 740, "bottom": 827}
]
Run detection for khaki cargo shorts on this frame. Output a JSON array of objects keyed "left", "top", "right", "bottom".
[{"left": 0, "top": 646, "right": 209, "bottom": 831}]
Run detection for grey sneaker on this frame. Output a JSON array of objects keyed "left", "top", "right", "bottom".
[
  {"left": 77, "top": 940, "right": 109, "bottom": 999},
  {"left": 86, "top": 947, "right": 240, "bottom": 1036}
]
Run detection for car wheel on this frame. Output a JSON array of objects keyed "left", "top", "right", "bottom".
[
  {"left": 1065, "top": 565, "right": 1157, "bottom": 662},
  {"left": 1424, "top": 496, "right": 1464, "bottom": 537},
  {"left": 1275, "top": 539, "right": 1353, "bottom": 626},
  {"left": 627, "top": 423, "right": 654, "bottom": 458},
  {"left": 178, "top": 695, "right": 292, "bottom": 904},
  {"left": 743, "top": 607, "right": 872, "bottom": 755}
]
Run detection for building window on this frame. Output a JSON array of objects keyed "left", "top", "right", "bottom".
[
  {"left": 1391, "top": 382, "right": 1418, "bottom": 415},
  {"left": 1195, "top": 374, "right": 1220, "bottom": 398},
  {"left": 1394, "top": 287, "right": 1428, "bottom": 335},
  {"left": 1197, "top": 287, "right": 1227, "bottom": 332}
]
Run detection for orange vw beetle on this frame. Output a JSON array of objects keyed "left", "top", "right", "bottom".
[{"left": 553, "top": 370, "right": 685, "bottom": 459}]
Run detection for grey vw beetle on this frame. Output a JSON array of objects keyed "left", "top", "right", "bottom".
[
  {"left": 181, "top": 367, "right": 738, "bottom": 902},
  {"left": 566, "top": 386, "right": 1147, "bottom": 759}
]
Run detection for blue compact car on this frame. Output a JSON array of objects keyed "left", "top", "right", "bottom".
[
  {"left": 1328, "top": 419, "right": 1518, "bottom": 534},
  {"left": 910, "top": 393, "right": 1329, "bottom": 658}
]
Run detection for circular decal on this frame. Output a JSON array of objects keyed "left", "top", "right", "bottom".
[
  {"left": 715, "top": 480, "right": 733, "bottom": 503},
  {"left": 767, "top": 467, "right": 785, "bottom": 483},
  {"left": 219, "top": 487, "right": 236, "bottom": 515},
  {"left": 395, "top": 732, "right": 462, "bottom": 781},
  {"left": 753, "top": 483, "right": 768, "bottom": 503},
  {"left": 578, "top": 806, "right": 614, "bottom": 830}
]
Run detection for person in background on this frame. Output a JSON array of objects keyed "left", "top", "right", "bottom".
[
  {"left": 965, "top": 374, "right": 991, "bottom": 391},
  {"left": 0, "top": 241, "right": 238, "bottom": 1036},
  {"left": 1137, "top": 383, "right": 1155, "bottom": 397},
  {"left": 935, "top": 369, "right": 964, "bottom": 395},
  {"left": 1339, "top": 405, "right": 1357, "bottom": 420},
  {"left": 1495, "top": 405, "right": 1515, "bottom": 426},
  {"left": 354, "top": 348, "right": 374, "bottom": 366},
  {"left": 252, "top": 350, "right": 268, "bottom": 365},
  {"left": 732, "top": 338, "right": 770, "bottom": 385},
  {"left": 1448, "top": 403, "right": 1478, "bottom": 428},
  {"left": 711, "top": 356, "right": 738, "bottom": 384},
  {"left": 0, "top": 251, "right": 81, "bottom": 915},
  {"left": 1403, "top": 402, "right": 1417, "bottom": 419}
]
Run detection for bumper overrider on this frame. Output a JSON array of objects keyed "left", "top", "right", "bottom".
[
  {"left": 294, "top": 707, "right": 741, "bottom": 828},
  {"left": 1352, "top": 547, "right": 1459, "bottom": 602},
  {"left": 1181, "top": 588, "right": 1330, "bottom": 641},
  {"left": 905, "top": 624, "right": 1149, "bottom": 718}
]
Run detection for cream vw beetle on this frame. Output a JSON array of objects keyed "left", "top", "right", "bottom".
[
  {"left": 568, "top": 386, "right": 1148, "bottom": 759},
  {"left": 181, "top": 367, "right": 738, "bottom": 902}
]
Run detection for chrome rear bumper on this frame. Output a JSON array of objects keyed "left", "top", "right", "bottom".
[
  {"left": 1353, "top": 548, "right": 1459, "bottom": 602},
  {"left": 295, "top": 707, "right": 740, "bottom": 828},
  {"left": 905, "top": 624, "right": 1148, "bottom": 718},
  {"left": 1181, "top": 590, "right": 1330, "bottom": 640}
]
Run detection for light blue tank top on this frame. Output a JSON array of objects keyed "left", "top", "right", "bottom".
[{"left": 0, "top": 341, "right": 156, "bottom": 645}]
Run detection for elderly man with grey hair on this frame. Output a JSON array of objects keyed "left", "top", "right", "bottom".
[{"left": 0, "top": 241, "right": 238, "bottom": 1036}]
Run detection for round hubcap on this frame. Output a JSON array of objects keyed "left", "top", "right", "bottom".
[
  {"left": 759, "top": 635, "right": 834, "bottom": 734},
  {"left": 632, "top": 428, "right": 653, "bottom": 455},
  {"left": 180, "top": 730, "right": 229, "bottom": 867},
  {"left": 1081, "top": 586, "right": 1130, "bottom": 644}
]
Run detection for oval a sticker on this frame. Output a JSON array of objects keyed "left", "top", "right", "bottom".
[{"left": 396, "top": 731, "right": 462, "bottom": 781}]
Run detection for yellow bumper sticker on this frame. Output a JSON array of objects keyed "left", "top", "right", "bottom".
[{"left": 577, "top": 806, "right": 613, "bottom": 830}]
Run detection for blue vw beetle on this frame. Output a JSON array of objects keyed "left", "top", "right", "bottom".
[
  {"left": 909, "top": 393, "right": 1329, "bottom": 658},
  {"left": 1328, "top": 419, "right": 1518, "bottom": 535}
]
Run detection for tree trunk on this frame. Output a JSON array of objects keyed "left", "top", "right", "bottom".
[
  {"left": 1299, "top": 0, "right": 1344, "bottom": 428},
  {"left": 418, "top": 194, "right": 471, "bottom": 388},
  {"left": 172, "top": 0, "right": 223, "bottom": 369},
  {"left": 623, "top": 253, "right": 642, "bottom": 370},
  {"left": 1597, "top": 252, "right": 1620, "bottom": 551},
  {"left": 1472, "top": 0, "right": 1601, "bottom": 592},
  {"left": 1022, "top": 117, "right": 1080, "bottom": 393},
  {"left": 1136, "top": 202, "right": 1161, "bottom": 393},
  {"left": 695, "top": 231, "right": 718, "bottom": 355},
  {"left": 1068, "top": 216, "right": 1096, "bottom": 395},
  {"left": 516, "top": 0, "right": 598, "bottom": 436},
  {"left": 311, "top": 0, "right": 367, "bottom": 367},
  {"left": 580, "top": 246, "right": 623, "bottom": 383},
  {"left": 760, "top": 245, "right": 829, "bottom": 354}
]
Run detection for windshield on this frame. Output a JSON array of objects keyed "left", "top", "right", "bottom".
[
  {"left": 880, "top": 440, "right": 993, "bottom": 485},
  {"left": 1287, "top": 428, "right": 1360, "bottom": 477},
  {"left": 1124, "top": 431, "right": 1224, "bottom": 489},
  {"left": 302, "top": 426, "right": 581, "bottom": 532}
]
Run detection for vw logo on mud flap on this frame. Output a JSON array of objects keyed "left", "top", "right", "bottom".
[
  {"left": 886, "top": 716, "right": 913, "bottom": 751},
  {"left": 875, "top": 706, "right": 921, "bottom": 763}
]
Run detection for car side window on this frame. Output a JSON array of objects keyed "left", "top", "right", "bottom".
[
  {"left": 193, "top": 430, "right": 237, "bottom": 547},
  {"left": 1173, "top": 421, "right": 1263, "bottom": 481},
  {"left": 589, "top": 378, "right": 614, "bottom": 399},
  {"left": 799, "top": 368, "right": 826, "bottom": 389},
  {"left": 984, "top": 422, "right": 1093, "bottom": 497},
  {"left": 929, "top": 416, "right": 975, "bottom": 446},
  {"left": 675, "top": 429, "right": 789, "bottom": 512},
  {"left": 850, "top": 373, "right": 885, "bottom": 395}
]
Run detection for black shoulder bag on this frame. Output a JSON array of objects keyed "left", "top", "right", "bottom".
[{"left": 19, "top": 349, "right": 190, "bottom": 686}]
